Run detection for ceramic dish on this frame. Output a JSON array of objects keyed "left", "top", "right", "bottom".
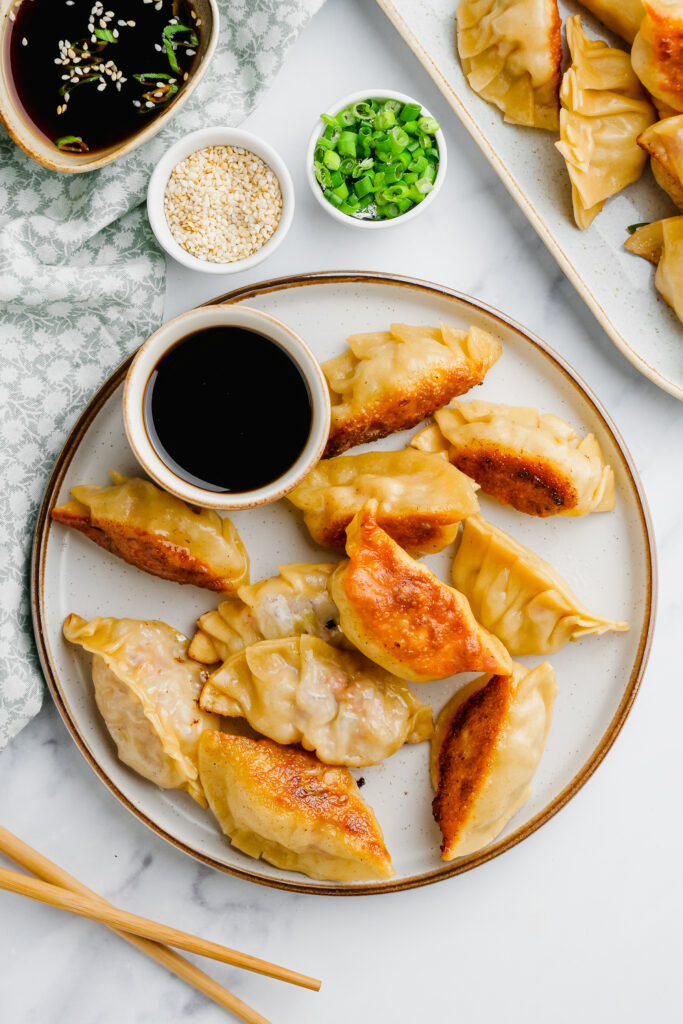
[
  {"left": 123, "top": 303, "right": 330, "bottom": 509},
  {"left": 376, "top": 0, "right": 683, "bottom": 400},
  {"left": 305, "top": 88, "right": 447, "bottom": 229},
  {"left": 147, "top": 126, "right": 294, "bottom": 273},
  {"left": 32, "top": 272, "right": 655, "bottom": 895},
  {"left": 0, "top": 0, "right": 218, "bottom": 173}
]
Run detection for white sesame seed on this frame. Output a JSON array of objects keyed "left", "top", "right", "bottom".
[
  {"left": 163, "top": 145, "right": 283, "bottom": 264},
  {"left": 21, "top": 36, "right": 27, "bottom": 45}
]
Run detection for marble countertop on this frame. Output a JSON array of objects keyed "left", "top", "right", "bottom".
[{"left": 1, "top": 0, "right": 681, "bottom": 1021}]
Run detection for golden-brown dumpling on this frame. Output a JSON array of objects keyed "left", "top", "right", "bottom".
[
  {"left": 456, "top": 0, "right": 562, "bottom": 130},
  {"left": 63, "top": 614, "right": 219, "bottom": 806},
  {"left": 411, "top": 400, "right": 615, "bottom": 517},
  {"left": 555, "top": 16, "right": 656, "bottom": 230},
  {"left": 323, "top": 323, "right": 502, "bottom": 457},
  {"left": 287, "top": 449, "right": 479, "bottom": 555},
  {"left": 452, "top": 515, "right": 629, "bottom": 655},
  {"left": 198, "top": 731, "right": 394, "bottom": 881},
  {"left": 199, "top": 635, "right": 433, "bottom": 767},
  {"left": 431, "top": 661, "right": 557, "bottom": 860},
  {"left": 576, "top": 0, "right": 645, "bottom": 43},
  {"left": 638, "top": 116, "right": 683, "bottom": 210},
  {"left": 632, "top": 0, "right": 683, "bottom": 115},
  {"left": 625, "top": 216, "right": 683, "bottom": 322},
  {"left": 330, "top": 502, "right": 512, "bottom": 683},
  {"left": 188, "top": 563, "right": 343, "bottom": 664},
  {"left": 52, "top": 471, "right": 249, "bottom": 593}
]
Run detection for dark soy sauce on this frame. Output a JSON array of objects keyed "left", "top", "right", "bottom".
[
  {"left": 8, "top": 0, "right": 199, "bottom": 153},
  {"left": 144, "top": 326, "right": 313, "bottom": 494}
]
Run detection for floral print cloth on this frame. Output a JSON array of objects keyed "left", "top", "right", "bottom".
[{"left": 0, "top": 0, "right": 323, "bottom": 748}]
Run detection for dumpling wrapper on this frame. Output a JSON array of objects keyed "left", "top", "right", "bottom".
[
  {"left": 452, "top": 515, "right": 629, "bottom": 655},
  {"left": 625, "top": 216, "right": 683, "bottom": 324},
  {"left": 63, "top": 614, "right": 219, "bottom": 806},
  {"left": 330, "top": 501, "right": 512, "bottom": 684},
  {"left": 632, "top": 0, "right": 683, "bottom": 115},
  {"left": 52, "top": 471, "right": 249, "bottom": 593},
  {"left": 575, "top": 0, "right": 645, "bottom": 43},
  {"left": 198, "top": 731, "right": 394, "bottom": 882},
  {"left": 638, "top": 115, "right": 683, "bottom": 211},
  {"left": 188, "top": 562, "right": 343, "bottom": 664},
  {"left": 323, "top": 323, "right": 502, "bottom": 457},
  {"left": 200, "top": 635, "right": 433, "bottom": 767},
  {"left": 555, "top": 16, "right": 655, "bottom": 230},
  {"left": 457, "top": 0, "right": 562, "bottom": 130},
  {"left": 287, "top": 449, "right": 479, "bottom": 556},
  {"left": 411, "top": 400, "right": 615, "bottom": 517},
  {"left": 431, "top": 662, "right": 558, "bottom": 860}
]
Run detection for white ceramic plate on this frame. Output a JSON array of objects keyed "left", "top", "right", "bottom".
[
  {"left": 32, "top": 273, "right": 655, "bottom": 895},
  {"left": 376, "top": 0, "right": 683, "bottom": 400}
]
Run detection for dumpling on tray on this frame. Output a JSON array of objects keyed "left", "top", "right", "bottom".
[
  {"left": 638, "top": 115, "right": 683, "bottom": 211},
  {"left": 456, "top": 0, "right": 562, "bottom": 130},
  {"left": 322, "top": 323, "right": 501, "bottom": 457},
  {"left": 52, "top": 471, "right": 249, "bottom": 593},
  {"left": 330, "top": 502, "right": 512, "bottom": 683},
  {"left": 452, "top": 515, "right": 629, "bottom": 655},
  {"left": 431, "top": 661, "right": 557, "bottom": 860},
  {"left": 188, "top": 562, "right": 343, "bottom": 665},
  {"left": 287, "top": 449, "right": 479, "bottom": 556},
  {"left": 199, "top": 635, "right": 433, "bottom": 768},
  {"left": 198, "top": 731, "right": 394, "bottom": 882},
  {"left": 555, "top": 16, "right": 655, "bottom": 230},
  {"left": 575, "top": 0, "right": 645, "bottom": 43},
  {"left": 63, "top": 614, "right": 219, "bottom": 806},
  {"left": 625, "top": 217, "right": 683, "bottom": 324},
  {"left": 631, "top": 0, "right": 683, "bottom": 116},
  {"left": 411, "top": 400, "right": 615, "bottom": 517}
]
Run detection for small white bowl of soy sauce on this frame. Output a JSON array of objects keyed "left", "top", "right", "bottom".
[{"left": 123, "top": 305, "right": 331, "bottom": 510}]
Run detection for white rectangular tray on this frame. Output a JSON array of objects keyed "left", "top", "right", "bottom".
[{"left": 377, "top": 0, "right": 683, "bottom": 399}]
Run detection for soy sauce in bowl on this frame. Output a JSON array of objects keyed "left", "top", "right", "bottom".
[
  {"left": 8, "top": 0, "right": 200, "bottom": 154},
  {"left": 143, "top": 326, "right": 313, "bottom": 494}
]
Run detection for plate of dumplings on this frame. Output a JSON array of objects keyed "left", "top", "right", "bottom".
[
  {"left": 377, "top": 0, "right": 683, "bottom": 400},
  {"left": 32, "top": 271, "right": 655, "bottom": 894}
]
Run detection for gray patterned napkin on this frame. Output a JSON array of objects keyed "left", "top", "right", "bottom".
[{"left": 0, "top": 0, "right": 324, "bottom": 749}]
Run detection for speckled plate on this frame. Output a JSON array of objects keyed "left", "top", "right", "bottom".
[
  {"left": 377, "top": 0, "right": 683, "bottom": 400},
  {"left": 32, "top": 272, "right": 655, "bottom": 895}
]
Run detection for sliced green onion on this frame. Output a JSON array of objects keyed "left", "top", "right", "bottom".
[
  {"left": 423, "top": 162, "right": 437, "bottom": 183},
  {"left": 395, "top": 150, "right": 412, "bottom": 168},
  {"left": 402, "top": 120, "right": 420, "bottom": 135},
  {"left": 374, "top": 109, "right": 396, "bottom": 131},
  {"left": 418, "top": 115, "right": 440, "bottom": 134},
  {"left": 336, "top": 108, "right": 356, "bottom": 126},
  {"left": 424, "top": 146, "right": 440, "bottom": 160},
  {"left": 331, "top": 182, "right": 349, "bottom": 201},
  {"left": 384, "top": 182, "right": 410, "bottom": 199},
  {"left": 415, "top": 177, "right": 434, "bottom": 194},
  {"left": 314, "top": 163, "right": 333, "bottom": 187},
  {"left": 340, "top": 156, "right": 355, "bottom": 175},
  {"left": 384, "top": 163, "right": 405, "bottom": 183},
  {"left": 399, "top": 102, "right": 421, "bottom": 121},
  {"left": 396, "top": 196, "right": 414, "bottom": 213},
  {"left": 338, "top": 131, "right": 357, "bottom": 158},
  {"left": 357, "top": 193, "right": 375, "bottom": 210},
  {"left": 328, "top": 169, "right": 343, "bottom": 187},
  {"left": 354, "top": 175, "right": 374, "bottom": 198},
  {"left": 383, "top": 99, "right": 402, "bottom": 113},
  {"left": 352, "top": 101, "right": 374, "bottom": 119},
  {"left": 403, "top": 171, "right": 418, "bottom": 183},
  {"left": 323, "top": 149, "right": 341, "bottom": 170},
  {"left": 389, "top": 125, "right": 410, "bottom": 149},
  {"left": 55, "top": 135, "right": 88, "bottom": 152},
  {"left": 627, "top": 222, "right": 649, "bottom": 234},
  {"left": 409, "top": 154, "right": 428, "bottom": 174},
  {"left": 326, "top": 190, "right": 343, "bottom": 208}
]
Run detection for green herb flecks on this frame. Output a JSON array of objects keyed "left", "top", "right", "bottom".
[
  {"left": 55, "top": 134, "right": 88, "bottom": 152},
  {"left": 162, "top": 23, "right": 197, "bottom": 74},
  {"left": 627, "top": 222, "right": 650, "bottom": 234}
]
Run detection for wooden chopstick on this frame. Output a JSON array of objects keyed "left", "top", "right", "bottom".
[
  {"left": 0, "top": 829, "right": 270, "bottom": 1024},
  {"left": 0, "top": 863, "right": 320, "bottom": 991}
]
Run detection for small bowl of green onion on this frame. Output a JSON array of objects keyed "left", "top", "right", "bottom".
[{"left": 306, "top": 88, "right": 446, "bottom": 228}]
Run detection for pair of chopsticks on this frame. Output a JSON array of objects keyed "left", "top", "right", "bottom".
[{"left": 0, "top": 826, "right": 320, "bottom": 1023}]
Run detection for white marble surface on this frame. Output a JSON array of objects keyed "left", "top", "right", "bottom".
[{"left": 1, "top": 0, "right": 682, "bottom": 1020}]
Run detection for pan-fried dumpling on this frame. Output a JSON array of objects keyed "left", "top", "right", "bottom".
[
  {"left": 199, "top": 635, "right": 433, "bottom": 767},
  {"left": 555, "top": 16, "right": 656, "bottom": 230},
  {"left": 625, "top": 216, "right": 683, "bottom": 323},
  {"left": 632, "top": 0, "right": 683, "bottom": 115},
  {"left": 452, "top": 515, "right": 629, "bottom": 654},
  {"left": 188, "top": 563, "right": 343, "bottom": 664},
  {"left": 323, "top": 323, "right": 502, "bottom": 457},
  {"left": 638, "top": 116, "right": 683, "bottom": 210},
  {"left": 576, "top": 0, "right": 645, "bottom": 44},
  {"left": 52, "top": 471, "right": 249, "bottom": 593},
  {"left": 63, "top": 614, "right": 219, "bottom": 806},
  {"left": 198, "top": 731, "right": 394, "bottom": 881},
  {"left": 456, "top": 0, "right": 562, "bottom": 130},
  {"left": 431, "top": 661, "right": 557, "bottom": 860},
  {"left": 287, "top": 449, "right": 479, "bottom": 555},
  {"left": 411, "top": 400, "right": 615, "bottom": 517},
  {"left": 330, "top": 502, "right": 512, "bottom": 683}
]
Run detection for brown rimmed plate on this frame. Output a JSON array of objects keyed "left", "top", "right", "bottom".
[{"left": 32, "top": 271, "right": 656, "bottom": 895}]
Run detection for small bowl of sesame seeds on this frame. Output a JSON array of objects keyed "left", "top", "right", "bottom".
[{"left": 146, "top": 126, "right": 294, "bottom": 273}]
